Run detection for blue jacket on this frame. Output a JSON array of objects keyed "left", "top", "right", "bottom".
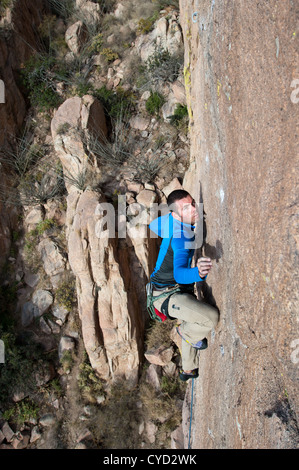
[{"left": 149, "top": 213, "right": 206, "bottom": 287}]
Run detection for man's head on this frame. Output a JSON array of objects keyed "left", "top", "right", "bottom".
[{"left": 167, "top": 189, "right": 199, "bottom": 225}]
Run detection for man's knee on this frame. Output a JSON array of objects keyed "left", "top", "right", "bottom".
[
  {"left": 171, "top": 293, "right": 219, "bottom": 327},
  {"left": 187, "top": 295, "right": 219, "bottom": 330},
  {"left": 208, "top": 306, "right": 219, "bottom": 329}
]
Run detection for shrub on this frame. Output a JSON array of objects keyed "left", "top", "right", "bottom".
[
  {"left": 21, "top": 54, "right": 64, "bottom": 111},
  {"left": 60, "top": 350, "right": 74, "bottom": 374},
  {"left": 136, "top": 15, "right": 158, "bottom": 35},
  {"left": 93, "top": 85, "right": 136, "bottom": 119},
  {"left": 0, "top": 128, "right": 43, "bottom": 178},
  {"left": 145, "top": 90, "right": 165, "bottom": 116},
  {"left": 89, "top": 382, "right": 141, "bottom": 449},
  {"left": 0, "top": 328, "right": 49, "bottom": 406},
  {"left": 35, "top": 218, "right": 57, "bottom": 235},
  {"left": 56, "top": 278, "right": 76, "bottom": 312},
  {"left": 139, "top": 43, "right": 183, "bottom": 91},
  {"left": 3, "top": 399, "right": 39, "bottom": 426},
  {"left": 168, "top": 103, "right": 189, "bottom": 126},
  {"left": 87, "top": 123, "right": 131, "bottom": 169},
  {"left": 100, "top": 47, "right": 119, "bottom": 62},
  {"left": 78, "top": 352, "right": 104, "bottom": 403},
  {"left": 87, "top": 32, "right": 103, "bottom": 54},
  {"left": 18, "top": 170, "right": 65, "bottom": 206},
  {"left": 129, "top": 151, "right": 166, "bottom": 183}
]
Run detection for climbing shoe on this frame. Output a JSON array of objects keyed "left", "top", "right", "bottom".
[
  {"left": 179, "top": 368, "right": 199, "bottom": 381},
  {"left": 176, "top": 326, "right": 208, "bottom": 350},
  {"left": 195, "top": 337, "right": 208, "bottom": 350}
]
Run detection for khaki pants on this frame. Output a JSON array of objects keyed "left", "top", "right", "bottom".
[{"left": 153, "top": 289, "right": 219, "bottom": 371}]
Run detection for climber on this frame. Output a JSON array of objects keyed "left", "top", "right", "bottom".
[{"left": 148, "top": 189, "right": 219, "bottom": 381}]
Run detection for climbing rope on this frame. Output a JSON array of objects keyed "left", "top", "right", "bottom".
[{"left": 188, "top": 378, "right": 195, "bottom": 449}]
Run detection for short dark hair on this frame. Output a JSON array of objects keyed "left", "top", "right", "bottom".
[{"left": 167, "top": 189, "right": 190, "bottom": 214}]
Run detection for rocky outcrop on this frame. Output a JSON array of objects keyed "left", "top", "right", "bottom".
[
  {"left": 180, "top": 0, "right": 299, "bottom": 449},
  {"left": 51, "top": 95, "right": 144, "bottom": 385}
]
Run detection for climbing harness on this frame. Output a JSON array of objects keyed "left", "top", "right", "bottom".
[
  {"left": 188, "top": 378, "right": 195, "bottom": 449},
  {"left": 146, "top": 282, "right": 180, "bottom": 322}
]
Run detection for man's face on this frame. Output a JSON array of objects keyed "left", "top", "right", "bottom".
[{"left": 173, "top": 195, "right": 199, "bottom": 225}]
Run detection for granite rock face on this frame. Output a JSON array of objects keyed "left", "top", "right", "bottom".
[{"left": 180, "top": 0, "right": 299, "bottom": 449}]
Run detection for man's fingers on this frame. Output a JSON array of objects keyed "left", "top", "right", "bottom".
[
  {"left": 197, "top": 257, "right": 212, "bottom": 277},
  {"left": 197, "top": 258, "right": 212, "bottom": 268}
]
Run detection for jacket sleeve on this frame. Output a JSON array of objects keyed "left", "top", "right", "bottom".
[{"left": 172, "top": 238, "right": 206, "bottom": 284}]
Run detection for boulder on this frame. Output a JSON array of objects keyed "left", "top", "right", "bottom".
[
  {"left": 24, "top": 272, "right": 40, "bottom": 288},
  {"left": 32, "top": 290, "right": 53, "bottom": 317},
  {"left": 161, "top": 96, "right": 180, "bottom": 121},
  {"left": 129, "top": 115, "right": 150, "bottom": 131},
  {"left": 65, "top": 21, "right": 88, "bottom": 55},
  {"left": 171, "top": 425, "right": 184, "bottom": 449},
  {"left": 37, "top": 239, "right": 66, "bottom": 288},
  {"left": 145, "top": 421, "right": 157, "bottom": 444},
  {"left": 51, "top": 95, "right": 107, "bottom": 192},
  {"left": 75, "top": 0, "right": 100, "bottom": 25},
  {"left": 146, "top": 364, "right": 162, "bottom": 391},
  {"left": 162, "top": 177, "right": 183, "bottom": 198},
  {"left": 24, "top": 207, "right": 43, "bottom": 226},
  {"left": 171, "top": 80, "right": 187, "bottom": 105},
  {"left": 11, "top": 433, "right": 30, "bottom": 449},
  {"left": 21, "top": 301, "right": 39, "bottom": 327},
  {"left": 144, "top": 345, "right": 174, "bottom": 366},
  {"left": 39, "top": 414, "right": 56, "bottom": 427},
  {"left": 1, "top": 422, "right": 14, "bottom": 442},
  {"left": 136, "top": 189, "right": 158, "bottom": 208},
  {"left": 30, "top": 426, "right": 42, "bottom": 444},
  {"left": 135, "top": 15, "right": 183, "bottom": 62},
  {"left": 52, "top": 304, "right": 69, "bottom": 324}
]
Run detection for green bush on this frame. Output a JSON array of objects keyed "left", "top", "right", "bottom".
[
  {"left": 145, "top": 90, "right": 165, "bottom": 116},
  {"left": 139, "top": 44, "right": 183, "bottom": 90},
  {"left": 56, "top": 278, "right": 76, "bottom": 312},
  {"left": 78, "top": 352, "right": 104, "bottom": 403},
  {"left": 36, "top": 218, "right": 57, "bottom": 235},
  {"left": 136, "top": 15, "right": 158, "bottom": 35},
  {"left": 168, "top": 103, "right": 188, "bottom": 125},
  {"left": 87, "top": 32, "right": 103, "bottom": 54},
  {"left": 3, "top": 399, "right": 39, "bottom": 426},
  {"left": 0, "top": 329, "right": 49, "bottom": 406},
  {"left": 100, "top": 47, "right": 119, "bottom": 62},
  {"left": 93, "top": 85, "right": 136, "bottom": 119},
  {"left": 60, "top": 350, "right": 74, "bottom": 374},
  {"left": 21, "top": 54, "right": 65, "bottom": 111}
]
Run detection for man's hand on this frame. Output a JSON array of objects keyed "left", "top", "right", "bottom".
[{"left": 197, "top": 257, "right": 212, "bottom": 278}]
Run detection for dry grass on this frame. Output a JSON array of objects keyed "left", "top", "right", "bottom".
[{"left": 145, "top": 318, "right": 177, "bottom": 350}]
